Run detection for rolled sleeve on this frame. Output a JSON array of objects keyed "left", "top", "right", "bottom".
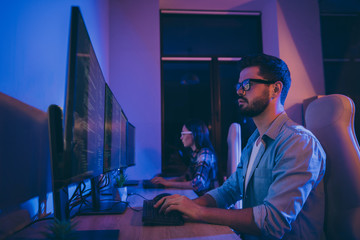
[
  {"left": 253, "top": 204, "right": 291, "bottom": 239},
  {"left": 252, "top": 132, "right": 326, "bottom": 239},
  {"left": 207, "top": 168, "right": 243, "bottom": 208},
  {"left": 191, "top": 150, "right": 218, "bottom": 195},
  {"left": 191, "top": 160, "right": 210, "bottom": 193}
]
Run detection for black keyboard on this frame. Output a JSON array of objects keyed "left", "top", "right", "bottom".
[
  {"left": 142, "top": 179, "right": 164, "bottom": 189},
  {"left": 142, "top": 199, "right": 184, "bottom": 226},
  {"left": 123, "top": 180, "right": 139, "bottom": 186}
]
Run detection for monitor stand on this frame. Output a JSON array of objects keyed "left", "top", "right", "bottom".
[{"left": 78, "top": 176, "right": 127, "bottom": 215}]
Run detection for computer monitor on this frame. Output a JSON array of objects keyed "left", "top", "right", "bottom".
[
  {"left": 49, "top": 6, "right": 106, "bottom": 220},
  {"left": 120, "top": 109, "right": 128, "bottom": 168},
  {"left": 103, "top": 84, "right": 124, "bottom": 173},
  {"left": 126, "top": 122, "right": 135, "bottom": 167},
  {"left": 63, "top": 7, "right": 105, "bottom": 182}
]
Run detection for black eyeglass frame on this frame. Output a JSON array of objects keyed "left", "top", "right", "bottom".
[{"left": 235, "top": 78, "right": 278, "bottom": 92}]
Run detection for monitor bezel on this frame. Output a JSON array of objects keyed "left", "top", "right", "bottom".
[{"left": 126, "top": 121, "right": 136, "bottom": 167}]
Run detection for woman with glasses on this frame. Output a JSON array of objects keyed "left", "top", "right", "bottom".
[{"left": 151, "top": 119, "right": 218, "bottom": 196}]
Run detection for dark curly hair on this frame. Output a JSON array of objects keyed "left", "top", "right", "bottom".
[
  {"left": 183, "top": 119, "right": 214, "bottom": 152},
  {"left": 238, "top": 54, "right": 291, "bottom": 105}
]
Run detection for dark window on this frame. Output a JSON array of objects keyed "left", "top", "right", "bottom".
[
  {"left": 161, "top": 11, "right": 262, "bottom": 57},
  {"left": 161, "top": 11, "right": 261, "bottom": 180},
  {"left": 320, "top": 13, "right": 360, "bottom": 141}
]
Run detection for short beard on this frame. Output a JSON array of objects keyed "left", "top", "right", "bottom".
[{"left": 238, "top": 90, "right": 270, "bottom": 117}]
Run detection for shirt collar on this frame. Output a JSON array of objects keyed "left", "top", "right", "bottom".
[
  {"left": 190, "top": 148, "right": 199, "bottom": 158},
  {"left": 263, "top": 111, "right": 289, "bottom": 141},
  {"left": 249, "top": 112, "right": 289, "bottom": 146}
]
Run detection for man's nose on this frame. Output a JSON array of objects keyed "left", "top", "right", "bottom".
[{"left": 237, "top": 88, "right": 245, "bottom": 96}]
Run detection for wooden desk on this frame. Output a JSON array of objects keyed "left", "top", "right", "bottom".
[{"left": 10, "top": 185, "right": 240, "bottom": 240}]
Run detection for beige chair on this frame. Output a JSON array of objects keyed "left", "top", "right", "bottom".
[
  {"left": 227, "top": 122, "right": 242, "bottom": 178},
  {"left": 305, "top": 94, "right": 360, "bottom": 240},
  {"left": 226, "top": 122, "right": 242, "bottom": 209}
]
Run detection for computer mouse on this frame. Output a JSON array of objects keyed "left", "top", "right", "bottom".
[{"left": 153, "top": 193, "right": 172, "bottom": 204}]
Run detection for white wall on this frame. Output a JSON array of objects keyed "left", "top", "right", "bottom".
[
  {"left": 109, "top": 0, "right": 161, "bottom": 179},
  {"left": 0, "top": 0, "right": 110, "bottom": 112},
  {"left": 277, "top": 0, "right": 325, "bottom": 123}
]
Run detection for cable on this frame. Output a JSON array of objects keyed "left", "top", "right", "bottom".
[
  {"left": 127, "top": 203, "right": 142, "bottom": 212},
  {"left": 127, "top": 192, "right": 150, "bottom": 200},
  {"left": 124, "top": 192, "right": 148, "bottom": 212},
  {"left": 9, "top": 216, "right": 55, "bottom": 237}
]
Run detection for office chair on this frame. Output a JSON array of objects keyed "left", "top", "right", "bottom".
[
  {"left": 305, "top": 94, "right": 360, "bottom": 240},
  {"left": 0, "top": 92, "right": 50, "bottom": 238},
  {"left": 227, "top": 123, "right": 242, "bottom": 178},
  {"left": 226, "top": 122, "right": 242, "bottom": 209}
]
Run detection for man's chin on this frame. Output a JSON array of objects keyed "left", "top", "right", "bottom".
[{"left": 238, "top": 108, "right": 258, "bottom": 118}]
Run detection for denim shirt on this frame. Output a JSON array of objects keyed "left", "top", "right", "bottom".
[{"left": 207, "top": 112, "right": 326, "bottom": 240}]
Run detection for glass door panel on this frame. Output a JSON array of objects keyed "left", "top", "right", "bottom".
[{"left": 162, "top": 61, "right": 212, "bottom": 176}]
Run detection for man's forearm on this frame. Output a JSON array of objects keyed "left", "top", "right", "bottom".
[
  {"left": 158, "top": 193, "right": 261, "bottom": 236},
  {"left": 193, "top": 195, "right": 261, "bottom": 235},
  {"left": 197, "top": 206, "right": 261, "bottom": 236},
  {"left": 193, "top": 193, "right": 217, "bottom": 207}
]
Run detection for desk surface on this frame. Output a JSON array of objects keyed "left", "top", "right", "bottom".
[{"left": 10, "top": 185, "right": 240, "bottom": 240}]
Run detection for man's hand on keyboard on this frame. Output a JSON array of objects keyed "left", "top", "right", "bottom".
[{"left": 154, "top": 194, "right": 203, "bottom": 221}]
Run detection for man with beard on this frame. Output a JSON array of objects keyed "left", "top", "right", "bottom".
[{"left": 155, "top": 54, "right": 326, "bottom": 240}]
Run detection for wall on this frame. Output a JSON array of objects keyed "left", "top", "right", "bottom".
[
  {"left": 0, "top": 0, "right": 110, "bottom": 112},
  {"left": 277, "top": 0, "right": 325, "bottom": 123},
  {"left": 109, "top": 0, "right": 161, "bottom": 179}
]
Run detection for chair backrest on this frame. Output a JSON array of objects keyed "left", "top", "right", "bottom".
[
  {"left": 0, "top": 92, "right": 51, "bottom": 210},
  {"left": 305, "top": 94, "right": 360, "bottom": 240},
  {"left": 226, "top": 123, "right": 242, "bottom": 178}
]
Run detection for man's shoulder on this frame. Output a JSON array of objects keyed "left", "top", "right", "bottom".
[
  {"left": 266, "top": 113, "right": 316, "bottom": 142},
  {"left": 279, "top": 119, "right": 323, "bottom": 148},
  {"left": 283, "top": 118, "right": 315, "bottom": 137},
  {"left": 268, "top": 118, "right": 326, "bottom": 165}
]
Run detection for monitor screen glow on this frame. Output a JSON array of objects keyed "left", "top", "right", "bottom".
[
  {"left": 104, "top": 84, "right": 123, "bottom": 172},
  {"left": 120, "top": 110, "right": 127, "bottom": 168},
  {"left": 63, "top": 6, "right": 105, "bottom": 182}
]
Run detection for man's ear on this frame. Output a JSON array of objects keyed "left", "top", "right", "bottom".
[
  {"left": 273, "top": 81, "right": 283, "bottom": 96},
  {"left": 270, "top": 81, "right": 282, "bottom": 100}
]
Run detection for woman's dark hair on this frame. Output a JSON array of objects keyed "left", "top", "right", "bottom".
[{"left": 184, "top": 119, "right": 214, "bottom": 152}]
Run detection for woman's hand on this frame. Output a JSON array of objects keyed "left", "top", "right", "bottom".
[{"left": 151, "top": 176, "right": 170, "bottom": 187}]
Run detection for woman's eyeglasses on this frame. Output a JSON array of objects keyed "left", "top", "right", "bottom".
[{"left": 180, "top": 131, "right": 192, "bottom": 136}]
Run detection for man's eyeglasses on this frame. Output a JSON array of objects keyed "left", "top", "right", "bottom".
[
  {"left": 235, "top": 79, "right": 277, "bottom": 92},
  {"left": 181, "top": 131, "right": 192, "bottom": 136}
]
